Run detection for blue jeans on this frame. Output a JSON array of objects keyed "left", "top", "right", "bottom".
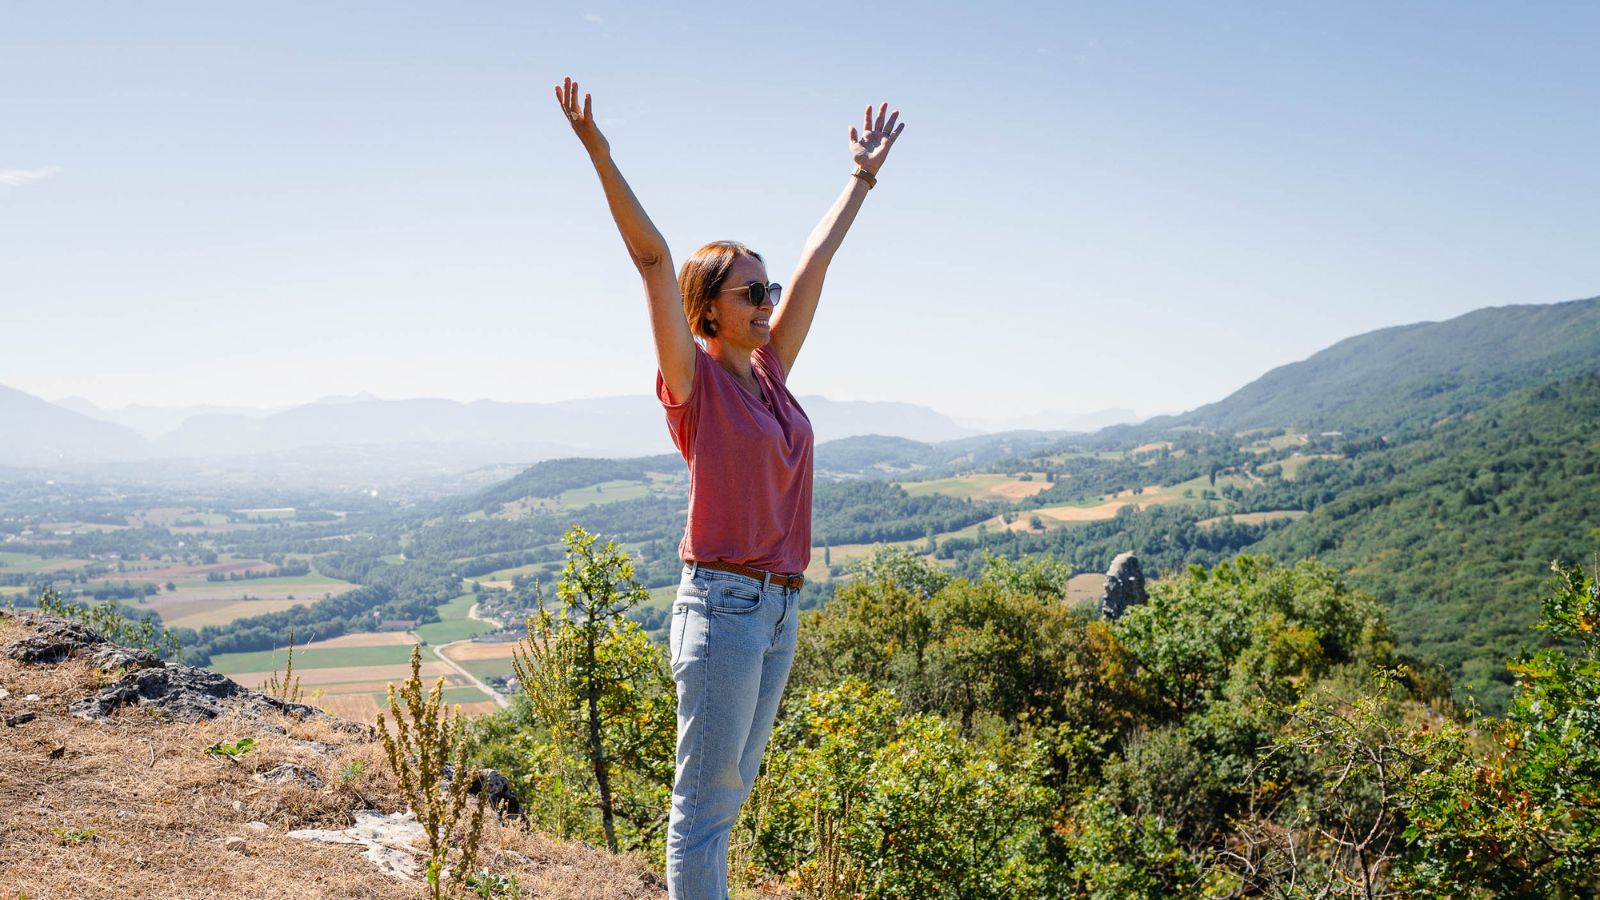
[{"left": 666, "top": 563, "right": 800, "bottom": 900}]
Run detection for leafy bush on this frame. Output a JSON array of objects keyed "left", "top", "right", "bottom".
[
  {"left": 742, "top": 678, "right": 1058, "bottom": 898},
  {"left": 1396, "top": 561, "right": 1600, "bottom": 897}
]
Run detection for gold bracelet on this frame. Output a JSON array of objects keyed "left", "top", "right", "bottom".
[{"left": 851, "top": 167, "right": 877, "bottom": 189}]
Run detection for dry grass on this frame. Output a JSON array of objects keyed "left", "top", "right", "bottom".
[
  {"left": 300, "top": 632, "right": 420, "bottom": 649},
  {"left": 0, "top": 613, "right": 674, "bottom": 899},
  {"left": 988, "top": 480, "right": 1055, "bottom": 499},
  {"left": 437, "top": 642, "right": 519, "bottom": 663}
]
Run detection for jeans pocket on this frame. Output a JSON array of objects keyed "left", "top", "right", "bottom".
[
  {"left": 709, "top": 582, "right": 763, "bottom": 614},
  {"left": 670, "top": 605, "right": 687, "bottom": 667}
]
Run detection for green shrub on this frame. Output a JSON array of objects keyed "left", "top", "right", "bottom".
[
  {"left": 1396, "top": 561, "right": 1600, "bottom": 897},
  {"left": 743, "top": 678, "right": 1058, "bottom": 898}
]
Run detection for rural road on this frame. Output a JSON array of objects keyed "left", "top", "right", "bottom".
[{"left": 422, "top": 601, "right": 510, "bottom": 710}]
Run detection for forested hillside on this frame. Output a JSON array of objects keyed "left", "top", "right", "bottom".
[
  {"left": 1149, "top": 294, "right": 1600, "bottom": 433},
  {"left": 1248, "top": 374, "right": 1600, "bottom": 710}
]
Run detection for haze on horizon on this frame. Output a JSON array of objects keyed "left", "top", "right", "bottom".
[{"left": 4, "top": 2, "right": 1597, "bottom": 422}]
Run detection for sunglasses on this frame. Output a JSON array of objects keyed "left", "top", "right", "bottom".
[{"left": 720, "top": 281, "right": 783, "bottom": 307}]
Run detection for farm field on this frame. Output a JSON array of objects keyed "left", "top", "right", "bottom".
[
  {"left": 414, "top": 593, "right": 494, "bottom": 645},
  {"left": 1242, "top": 432, "right": 1307, "bottom": 453},
  {"left": 439, "top": 639, "right": 520, "bottom": 685},
  {"left": 1065, "top": 573, "right": 1104, "bottom": 606},
  {"left": 121, "top": 571, "right": 359, "bottom": 631},
  {"left": 556, "top": 479, "right": 652, "bottom": 508},
  {"left": 898, "top": 473, "right": 1054, "bottom": 502},
  {"left": 214, "top": 630, "right": 496, "bottom": 725},
  {"left": 88, "top": 559, "right": 275, "bottom": 583},
  {"left": 819, "top": 475, "right": 1254, "bottom": 570},
  {"left": 1276, "top": 453, "right": 1340, "bottom": 480},
  {"left": 38, "top": 521, "right": 129, "bottom": 533},
  {"left": 1195, "top": 510, "right": 1309, "bottom": 528}
]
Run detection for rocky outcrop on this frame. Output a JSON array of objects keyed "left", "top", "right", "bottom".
[
  {"left": 1, "top": 611, "right": 349, "bottom": 729},
  {"left": 68, "top": 663, "right": 327, "bottom": 724},
  {"left": 444, "top": 762, "right": 522, "bottom": 817},
  {"left": 1100, "top": 551, "right": 1149, "bottom": 620},
  {"left": 3, "top": 618, "right": 154, "bottom": 667}
]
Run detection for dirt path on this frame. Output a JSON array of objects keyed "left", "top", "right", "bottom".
[{"left": 467, "top": 601, "right": 502, "bottom": 630}]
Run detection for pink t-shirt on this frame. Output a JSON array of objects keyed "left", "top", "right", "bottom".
[{"left": 656, "top": 344, "right": 814, "bottom": 574}]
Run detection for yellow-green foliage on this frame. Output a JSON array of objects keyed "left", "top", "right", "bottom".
[
  {"left": 259, "top": 624, "right": 303, "bottom": 706},
  {"left": 507, "top": 525, "right": 675, "bottom": 859},
  {"left": 739, "top": 678, "right": 1057, "bottom": 898},
  {"left": 377, "top": 644, "right": 487, "bottom": 899}
]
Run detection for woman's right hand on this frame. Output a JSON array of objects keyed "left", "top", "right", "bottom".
[{"left": 555, "top": 76, "right": 609, "bottom": 158}]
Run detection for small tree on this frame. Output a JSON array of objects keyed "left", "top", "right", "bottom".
[{"left": 511, "top": 526, "right": 675, "bottom": 854}]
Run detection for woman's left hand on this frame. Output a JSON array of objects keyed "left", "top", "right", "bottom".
[{"left": 850, "top": 102, "right": 904, "bottom": 175}]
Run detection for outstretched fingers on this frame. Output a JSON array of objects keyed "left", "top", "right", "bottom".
[
  {"left": 874, "top": 102, "right": 888, "bottom": 133},
  {"left": 554, "top": 76, "right": 591, "bottom": 123}
]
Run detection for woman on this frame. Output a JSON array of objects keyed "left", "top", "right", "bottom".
[{"left": 554, "top": 76, "right": 904, "bottom": 899}]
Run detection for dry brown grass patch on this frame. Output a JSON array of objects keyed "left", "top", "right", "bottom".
[{"left": 0, "top": 616, "right": 696, "bottom": 898}]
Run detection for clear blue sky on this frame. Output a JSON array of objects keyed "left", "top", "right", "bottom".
[{"left": 4, "top": 1, "right": 1597, "bottom": 421}]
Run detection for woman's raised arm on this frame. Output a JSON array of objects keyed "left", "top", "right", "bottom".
[
  {"left": 768, "top": 102, "right": 905, "bottom": 375},
  {"left": 556, "top": 77, "right": 696, "bottom": 402}
]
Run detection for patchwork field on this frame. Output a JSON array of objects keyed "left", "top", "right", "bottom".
[
  {"left": 90, "top": 559, "right": 275, "bottom": 583},
  {"left": 898, "top": 473, "right": 1055, "bottom": 502},
  {"left": 119, "top": 571, "right": 359, "bottom": 631},
  {"left": 439, "top": 639, "right": 520, "bottom": 685},
  {"left": 212, "top": 630, "right": 497, "bottom": 725}
]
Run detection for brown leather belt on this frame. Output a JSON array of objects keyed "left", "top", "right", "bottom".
[{"left": 689, "top": 559, "right": 805, "bottom": 590}]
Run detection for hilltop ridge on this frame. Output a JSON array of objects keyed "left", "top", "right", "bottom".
[{"left": 1144, "top": 294, "right": 1600, "bottom": 434}]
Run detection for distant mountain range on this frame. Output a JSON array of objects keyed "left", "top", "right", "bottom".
[
  {"left": 0, "top": 384, "right": 157, "bottom": 466},
  {"left": 0, "top": 387, "right": 1006, "bottom": 476},
  {"left": 9, "top": 293, "right": 1599, "bottom": 478}
]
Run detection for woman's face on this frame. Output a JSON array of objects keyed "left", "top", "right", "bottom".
[{"left": 706, "top": 255, "right": 773, "bottom": 352}]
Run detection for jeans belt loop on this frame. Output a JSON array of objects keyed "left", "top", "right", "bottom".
[
  {"left": 762, "top": 571, "right": 772, "bottom": 592},
  {"left": 690, "top": 561, "right": 699, "bottom": 578}
]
